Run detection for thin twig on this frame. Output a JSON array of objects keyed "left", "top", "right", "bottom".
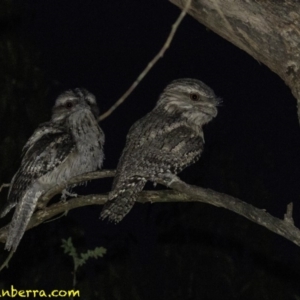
[
  {"left": 98, "top": 0, "right": 192, "bottom": 122},
  {"left": 0, "top": 184, "right": 10, "bottom": 193}
]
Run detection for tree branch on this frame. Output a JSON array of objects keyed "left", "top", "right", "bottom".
[
  {"left": 169, "top": 0, "right": 300, "bottom": 122},
  {"left": 37, "top": 169, "right": 116, "bottom": 209},
  {"left": 97, "top": 0, "right": 192, "bottom": 122},
  {"left": 1, "top": 171, "right": 300, "bottom": 248},
  {"left": 0, "top": 184, "right": 10, "bottom": 193}
]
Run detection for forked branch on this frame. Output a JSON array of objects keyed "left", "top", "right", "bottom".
[{"left": 0, "top": 170, "right": 299, "bottom": 247}]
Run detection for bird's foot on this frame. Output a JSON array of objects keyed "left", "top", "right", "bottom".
[
  {"left": 61, "top": 189, "right": 78, "bottom": 202},
  {"left": 150, "top": 173, "right": 179, "bottom": 187}
]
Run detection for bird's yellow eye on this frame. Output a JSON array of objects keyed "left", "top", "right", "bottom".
[{"left": 190, "top": 93, "right": 200, "bottom": 101}]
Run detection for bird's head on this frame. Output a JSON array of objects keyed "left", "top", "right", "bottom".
[
  {"left": 157, "top": 78, "right": 221, "bottom": 126},
  {"left": 51, "top": 88, "right": 99, "bottom": 122}
]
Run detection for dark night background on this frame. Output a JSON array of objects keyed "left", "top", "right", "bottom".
[{"left": 0, "top": 0, "right": 300, "bottom": 299}]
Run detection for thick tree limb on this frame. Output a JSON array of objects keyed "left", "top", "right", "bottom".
[
  {"left": 169, "top": 0, "right": 300, "bottom": 121},
  {"left": 0, "top": 171, "right": 300, "bottom": 247}
]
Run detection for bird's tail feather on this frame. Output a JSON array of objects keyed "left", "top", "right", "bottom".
[
  {"left": 5, "top": 188, "right": 42, "bottom": 252},
  {"left": 101, "top": 178, "right": 146, "bottom": 223},
  {"left": 100, "top": 194, "right": 136, "bottom": 223}
]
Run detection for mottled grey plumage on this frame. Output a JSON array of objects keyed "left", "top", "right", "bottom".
[
  {"left": 1, "top": 88, "right": 105, "bottom": 251},
  {"left": 101, "top": 78, "right": 219, "bottom": 223}
]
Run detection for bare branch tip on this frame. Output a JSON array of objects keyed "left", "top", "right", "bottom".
[
  {"left": 284, "top": 202, "right": 294, "bottom": 225},
  {"left": 0, "top": 184, "right": 10, "bottom": 193}
]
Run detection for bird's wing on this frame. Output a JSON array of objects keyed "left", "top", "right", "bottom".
[
  {"left": 113, "top": 119, "right": 204, "bottom": 189},
  {"left": 0, "top": 124, "right": 75, "bottom": 217}
]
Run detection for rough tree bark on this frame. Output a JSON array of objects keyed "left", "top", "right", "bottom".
[{"left": 170, "top": 0, "right": 300, "bottom": 120}]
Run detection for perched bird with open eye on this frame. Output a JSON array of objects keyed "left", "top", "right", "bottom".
[
  {"left": 101, "top": 78, "right": 220, "bottom": 223},
  {"left": 0, "top": 88, "right": 105, "bottom": 252}
]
